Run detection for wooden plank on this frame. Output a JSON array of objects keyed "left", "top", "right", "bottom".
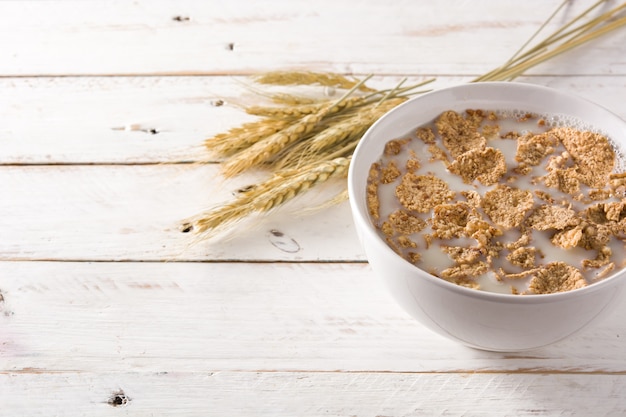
[
  {"left": 0, "top": 0, "right": 624, "bottom": 76},
  {"left": 1, "top": 262, "right": 624, "bottom": 373},
  {"left": 1, "top": 371, "right": 625, "bottom": 417},
  {"left": 1, "top": 75, "right": 625, "bottom": 164},
  {"left": 0, "top": 164, "right": 361, "bottom": 261}
]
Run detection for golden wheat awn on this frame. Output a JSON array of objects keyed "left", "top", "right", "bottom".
[
  {"left": 309, "top": 98, "right": 405, "bottom": 152},
  {"left": 220, "top": 87, "right": 373, "bottom": 176},
  {"left": 245, "top": 102, "right": 328, "bottom": 118},
  {"left": 246, "top": 95, "right": 370, "bottom": 118},
  {"left": 210, "top": 79, "right": 434, "bottom": 170},
  {"left": 205, "top": 77, "right": 434, "bottom": 165},
  {"left": 187, "top": 0, "right": 626, "bottom": 238},
  {"left": 268, "top": 93, "right": 320, "bottom": 106},
  {"left": 280, "top": 115, "right": 369, "bottom": 167},
  {"left": 273, "top": 98, "right": 407, "bottom": 169},
  {"left": 220, "top": 105, "right": 335, "bottom": 177},
  {"left": 189, "top": 157, "right": 351, "bottom": 235},
  {"left": 205, "top": 118, "right": 291, "bottom": 157},
  {"left": 254, "top": 157, "right": 351, "bottom": 211},
  {"left": 253, "top": 71, "right": 376, "bottom": 92}
]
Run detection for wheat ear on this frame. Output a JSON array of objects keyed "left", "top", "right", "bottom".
[
  {"left": 274, "top": 97, "right": 406, "bottom": 169},
  {"left": 269, "top": 93, "right": 320, "bottom": 105},
  {"left": 190, "top": 157, "right": 351, "bottom": 235},
  {"left": 253, "top": 71, "right": 376, "bottom": 92},
  {"left": 204, "top": 118, "right": 290, "bottom": 157},
  {"left": 245, "top": 94, "right": 370, "bottom": 119},
  {"left": 221, "top": 78, "right": 372, "bottom": 177}
]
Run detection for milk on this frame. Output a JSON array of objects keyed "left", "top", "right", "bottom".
[{"left": 370, "top": 109, "right": 626, "bottom": 294}]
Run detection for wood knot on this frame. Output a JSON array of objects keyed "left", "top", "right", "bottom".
[
  {"left": 108, "top": 390, "right": 130, "bottom": 407},
  {"left": 268, "top": 229, "right": 301, "bottom": 253}
]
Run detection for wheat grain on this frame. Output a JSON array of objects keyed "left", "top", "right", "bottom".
[
  {"left": 273, "top": 120, "right": 365, "bottom": 170},
  {"left": 187, "top": 2, "right": 626, "bottom": 239},
  {"left": 269, "top": 93, "right": 320, "bottom": 106},
  {"left": 246, "top": 102, "right": 328, "bottom": 118},
  {"left": 221, "top": 93, "right": 369, "bottom": 176},
  {"left": 221, "top": 108, "right": 331, "bottom": 177},
  {"left": 191, "top": 157, "right": 351, "bottom": 235},
  {"left": 274, "top": 98, "right": 406, "bottom": 169},
  {"left": 310, "top": 98, "right": 405, "bottom": 153},
  {"left": 254, "top": 71, "right": 376, "bottom": 92},
  {"left": 204, "top": 118, "right": 290, "bottom": 157},
  {"left": 245, "top": 95, "right": 367, "bottom": 118}
]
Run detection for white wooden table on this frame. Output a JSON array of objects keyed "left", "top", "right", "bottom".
[{"left": 1, "top": 1, "right": 625, "bottom": 415}]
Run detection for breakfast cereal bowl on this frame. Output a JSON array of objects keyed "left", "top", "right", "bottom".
[{"left": 348, "top": 82, "right": 626, "bottom": 351}]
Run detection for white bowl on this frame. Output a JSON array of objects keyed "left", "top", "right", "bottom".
[{"left": 348, "top": 82, "right": 626, "bottom": 351}]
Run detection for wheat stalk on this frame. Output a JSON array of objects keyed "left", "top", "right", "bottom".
[
  {"left": 186, "top": 0, "right": 626, "bottom": 239},
  {"left": 475, "top": 0, "right": 626, "bottom": 82},
  {"left": 205, "top": 118, "right": 291, "bottom": 157},
  {"left": 218, "top": 75, "right": 376, "bottom": 176},
  {"left": 253, "top": 71, "right": 376, "bottom": 92},
  {"left": 274, "top": 98, "right": 407, "bottom": 170},
  {"left": 220, "top": 95, "right": 368, "bottom": 177},
  {"left": 188, "top": 157, "right": 351, "bottom": 235},
  {"left": 245, "top": 101, "right": 332, "bottom": 118}
]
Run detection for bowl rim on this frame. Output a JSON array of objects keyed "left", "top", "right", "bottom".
[{"left": 348, "top": 81, "right": 626, "bottom": 304}]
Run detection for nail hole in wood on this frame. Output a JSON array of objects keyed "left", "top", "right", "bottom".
[
  {"left": 236, "top": 184, "right": 256, "bottom": 194},
  {"left": 108, "top": 390, "right": 130, "bottom": 407},
  {"left": 148, "top": 128, "right": 159, "bottom": 135},
  {"left": 226, "top": 42, "right": 235, "bottom": 51}
]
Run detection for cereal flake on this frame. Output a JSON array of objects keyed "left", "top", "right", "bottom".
[
  {"left": 396, "top": 173, "right": 455, "bottom": 213},
  {"left": 515, "top": 131, "right": 558, "bottom": 166},
  {"left": 527, "top": 262, "right": 587, "bottom": 294},
  {"left": 481, "top": 185, "right": 534, "bottom": 229},
  {"left": 431, "top": 202, "right": 477, "bottom": 239},
  {"left": 436, "top": 110, "right": 486, "bottom": 158},
  {"left": 387, "top": 210, "right": 427, "bottom": 235},
  {"left": 526, "top": 205, "right": 579, "bottom": 231},
  {"left": 448, "top": 147, "right": 507, "bottom": 186},
  {"left": 552, "top": 127, "right": 615, "bottom": 188}
]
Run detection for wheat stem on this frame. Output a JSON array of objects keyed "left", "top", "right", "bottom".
[
  {"left": 221, "top": 76, "right": 373, "bottom": 176},
  {"left": 476, "top": 0, "right": 572, "bottom": 82},
  {"left": 506, "top": 1, "right": 624, "bottom": 70},
  {"left": 507, "top": 0, "right": 571, "bottom": 64},
  {"left": 190, "top": 2, "right": 626, "bottom": 238},
  {"left": 475, "top": 0, "right": 626, "bottom": 82},
  {"left": 486, "top": 14, "right": 626, "bottom": 82}
]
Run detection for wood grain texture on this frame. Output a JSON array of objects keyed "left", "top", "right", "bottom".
[
  {"left": 0, "top": 0, "right": 624, "bottom": 76},
  {"left": 1, "top": 75, "right": 625, "bottom": 164},
  {"left": 0, "top": 164, "right": 359, "bottom": 261},
  {"left": 2, "top": 1, "right": 626, "bottom": 415},
  {"left": 1, "top": 371, "right": 626, "bottom": 417},
  {"left": 1, "top": 262, "right": 624, "bottom": 374}
]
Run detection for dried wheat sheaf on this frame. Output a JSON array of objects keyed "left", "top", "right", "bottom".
[{"left": 183, "top": 0, "right": 626, "bottom": 240}]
